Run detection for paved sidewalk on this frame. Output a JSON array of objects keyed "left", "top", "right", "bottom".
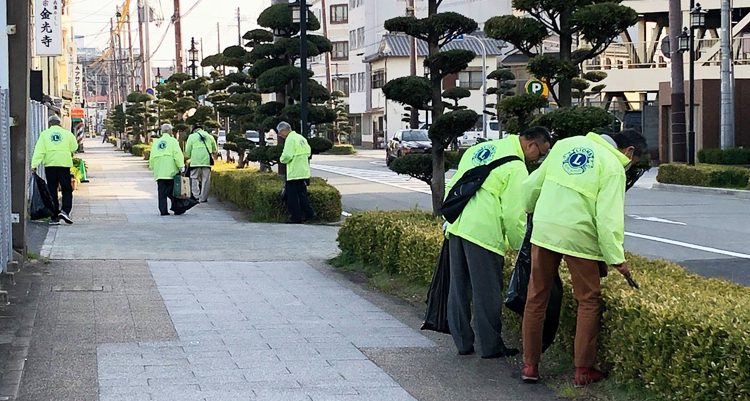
[{"left": 2, "top": 139, "right": 560, "bottom": 401}]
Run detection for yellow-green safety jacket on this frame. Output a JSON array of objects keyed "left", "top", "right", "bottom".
[
  {"left": 148, "top": 133, "right": 185, "bottom": 180},
  {"left": 522, "top": 132, "right": 631, "bottom": 265},
  {"left": 184, "top": 129, "right": 218, "bottom": 167},
  {"left": 31, "top": 125, "right": 78, "bottom": 168},
  {"left": 280, "top": 131, "right": 312, "bottom": 181},
  {"left": 446, "top": 135, "right": 528, "bottom": 255}
]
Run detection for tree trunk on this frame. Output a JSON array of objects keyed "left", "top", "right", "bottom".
[
  {"left": 669, "top": 0, "right": 687, "bottom": 162},
  {"left": 427, "top": 0, "right": 444, "bottom": 215},
  {"left": 558, "top": 10, "right": 573, "bottom": 108}
]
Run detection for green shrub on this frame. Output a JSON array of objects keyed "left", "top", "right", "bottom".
[
  {"left": 142, "top": 149, "right": 150, "bottom": 161},
  {"left": 308, "top": 136, "right": 334, "bottom": 154},
  {"left": 657, "top": 164, "right": 750, "bottom": 189},
  {"left": 130, "top": 144, "right": 150, "bottom": 157},
  {"left": 336, "top": 211, "right": 750, "bottom": 401},
  {"left": 324, "top": 144, "right": 357, "bottom": 155},
  {"left": 698, "top": 148, "right": 750, "bottom": 165},
  {"left": 210, "top": 164, "right": 341, "bottom": 222}
]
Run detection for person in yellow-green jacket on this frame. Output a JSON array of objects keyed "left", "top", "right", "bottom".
[
  {"left": 277, "top": 121, "right": 315, "bottom": 224},
  {"left": 520, "top": 130, "right": 647, "bottom": 387},
  {"left": 30, "top": 115, "right": 79, "bottom": 225},
  {"left": 446, "top": 127, "right": 551, "bottom": 359},
  {"left": 149, "top": 124, "right": 185, "bottom": 216},
  {"left": 185, "top": 125, "right": 218, "bottom": 203}
]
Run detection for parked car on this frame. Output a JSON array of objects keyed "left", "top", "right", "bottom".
[
  {"left": 245, "top": 130, "right": 261, "bottom": 144},
  {"left": 386, "top": 129, "right": 431, "bottom": 165},
  {"left": 216, "top": 130, "right": 227, "bottom": 147}
]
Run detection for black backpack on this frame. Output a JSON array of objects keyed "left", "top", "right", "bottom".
[{"left": 441, "top": 155, "right": 522, "bottom": 223}]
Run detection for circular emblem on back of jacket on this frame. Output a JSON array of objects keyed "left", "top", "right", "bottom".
[
  {"left": 471, "top": 144, "right": 496, "bottom": 166},
  {"left": 158, "top": 141, "right": 167, "bottom": 150},
  {"left": 562, "top": 147, "right": 595, "bottom": 175},
  {"left": 51, "top": 134, "right": 61, "bottom": 142}
]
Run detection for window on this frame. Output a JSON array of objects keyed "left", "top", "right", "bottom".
[
  {"left": 358, "top": 72, "right": 365, "bottom": 92},
  {"left": 371, "top": 70, "right": 385, "bottom": 89},
  {"left": 334, "top": 77, "right": 350, "bottom": 95},
  {"left": 350, "top": 73, "right": 357, "bottom": 92},
  {"left": 349, "top": 0, "right": 363, "bottom": 8},
  {"left": 330, "top": 5, "right": 348, "bottom": 24},
  {"left": 357, "top": 27, "right": 365, "bottom": 50},
  {"left": 331, "top": 41, "right": 349, "bottom": 61},
  {"left": 349, "top": 30, "right": 357, "bottom": 49},
  {"left": 458, "top": 70, "right": 483, "bottom": 90}
]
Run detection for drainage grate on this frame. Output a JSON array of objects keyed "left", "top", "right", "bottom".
[{"left": 51, "top": 285, "right": 111, "bottom": 292}]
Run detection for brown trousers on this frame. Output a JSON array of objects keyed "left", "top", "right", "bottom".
[{"left": 522, "top": 245, "right": 602, "bottom": 368}]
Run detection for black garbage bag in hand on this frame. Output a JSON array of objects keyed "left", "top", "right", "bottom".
[
  {"left": 30, "top": 173, "right": 56, "bottom": 220},
  {"left": 170, "top": 197, "right": 199, "bottom": 216},
  {"left": 421, "top": 239, "right": 451, "bottom": 334},
  {"left": 505, "top": 215, "right": 563, "bottom": 352}
]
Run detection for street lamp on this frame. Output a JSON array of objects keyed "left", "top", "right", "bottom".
[
  {"left": 680, "top": 3, "right": 707, "bottom": 165},
  {"left": 290, "top": 0, "right": 311, "bottom": 137},
  {"left": 188, "top": 37, "right": 199, "bottom": 79}
]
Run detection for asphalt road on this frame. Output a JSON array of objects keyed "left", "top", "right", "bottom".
[{"left": 312, "top": 150, "right": 750, "bottom": 286}]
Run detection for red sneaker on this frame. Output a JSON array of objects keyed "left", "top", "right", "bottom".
[
  {"left": 521, "top": 364, "right": 539, "bottom": 383},
  {"left": 574, "top": 367, "right": 606, "bottom": 387}
]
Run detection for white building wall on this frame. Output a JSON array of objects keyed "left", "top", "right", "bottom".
[
  {"left": 310, "top": 0, "right": 351, "bottom": 92},
  {"left": 0, "top": 0, "right": 8, "bottom": 89}
]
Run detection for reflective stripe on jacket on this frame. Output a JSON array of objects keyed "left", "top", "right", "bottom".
[{"left": 523, "top": 133, "right": 631, "bottom": 265}]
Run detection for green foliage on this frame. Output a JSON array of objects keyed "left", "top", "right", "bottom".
[
  {"left": 247, "top": 145, "right": 282, "bottom": 167},
  {"left": 382, "top": 76, "right": 433, "bottom": 111},
  {"left": 498, "top": 94, "right": 548, "bottom": 133},
  {"left": 657, "top": 164, "right": 750, "bottom": 189},
  {"left": 532, "top": 106, "right": 613, "bottom": 139},
  {"left": 384, "top": 12, "right": 478, "bottom": 46},
  {"left": 324, "top": 145, "right": 356, "bottom": 155},
  {"left": 129, "top": 144, "right": 150, "bottom": 157},
  {"left": 257, "top": 3, "right": 321, "bottom": 37},
  {"left": 442, "top": 87, "right": 471, "bottom": 110},
  {"left": 484, "top": 15, "right": 547, "bottom": 55},
  {"left": 308, "top": 136, "right": 334, "bottom": 154},
  {"left": 388, "top": 152, "right": 463, "bottom": 184},
  {"left": 429, "top": 109, "right": 479, "bottom": 147},
  {"left": 210, "top": 165, "right": 340, "bottom": 222},
  {"left": 338, "top": 210, "right": 750, "bottom": 400},
  {"left": 698, "top": 148, "right": 750, "bottom": 165},
  {"left": 424, "top": 49, "right": 476, "bottom": 80}
]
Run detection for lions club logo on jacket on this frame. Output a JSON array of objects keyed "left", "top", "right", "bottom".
[
  {"left": 51, "top": 133, "right": 62, "bottom": 142},
  {"left": 471, "top": 144, "right": 496, "bottom": 166},
  {"left": 562, "top": 147, "right": 595, "bottom": 175},
  {"left": 158, "top": 141, "right": 167, "bottom": 150}
]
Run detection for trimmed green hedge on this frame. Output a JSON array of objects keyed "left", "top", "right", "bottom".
[
  {"left": 130, "top": 144, "right": 150, "bottom": 157},
  {"left": 210, "top": 163, "right": 342, "bottom": 222},
  {"left": 698, "top": 148, "right": 750, "bottom": 165},
  {"left": 337, "top": 211, "right": 750, "bottom": 401},
  {"left": 657, "top": 163, "right": 750, "bottom": 189},
  {"left": 324, "top": 144, "right": 357, "bottom": 155},
  {"left": 142, "top": 149, "right": 150, "bottom": 161}
]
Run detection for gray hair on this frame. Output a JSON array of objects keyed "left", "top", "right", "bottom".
[
  {"left": 160, "top": 123, "right": 173, "bottom": 133},
  {"left": 276, "top": 121, "right": 292, "bottom": 132},
  {"left": 48, "top": 115, "right": 61, "bottom": 125}
]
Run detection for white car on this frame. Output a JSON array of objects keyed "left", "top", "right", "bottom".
[{"left": 216, "top": 130, "right": 227, "bottom": 147}]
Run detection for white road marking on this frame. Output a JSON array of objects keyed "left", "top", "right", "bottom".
[
  {"left": 369, "top": 161, "right": 387, "bottom": 166},
  {"left": 625, "top": 232, "right": 750, "bottom": 259},
  {"left": 312, "top": 164, "right": 432, "bottom": 194},
  {"left": 628, "top": 215, "right": 687, "bottom": 226}
]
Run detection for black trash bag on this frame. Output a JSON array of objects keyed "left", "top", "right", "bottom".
[
  {"left": 30, "top": 173, "right": 56, "bottom": 220},
  {"left": 421, "top": 239, "right": 451, "bottom": 334},
  {"left": 170, "top": 197, "right": 199, "bottom": 216},
  {"left": 505, "top": 214, "right": 563, "bottom": 352}
]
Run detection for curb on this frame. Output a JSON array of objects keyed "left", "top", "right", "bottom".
[{"left": 652, "top": 183, "right": 750, "bottom": 199}]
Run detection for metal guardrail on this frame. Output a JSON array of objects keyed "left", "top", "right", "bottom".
[{"left": 0, "top": 89, "right": 11, "bottom": 274}]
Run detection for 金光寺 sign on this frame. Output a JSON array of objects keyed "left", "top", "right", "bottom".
[{"left": 35, "top": 0, "right": 62, "bottom": 56}]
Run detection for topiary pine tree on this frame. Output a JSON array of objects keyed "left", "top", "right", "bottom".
[
  {"left": 484, "top": 0, "right": 637, "bottom": 108},
  {"left": 383, "top": 1, "right": 479, "bottom": 214}
]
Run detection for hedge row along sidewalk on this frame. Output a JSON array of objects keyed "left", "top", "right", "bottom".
[
  {"left": 337, "top": 211, "right": 750, "bottom": 401},
  {"left": 657, "top": 163, "right": 750, "bottom": 190},
  {"left": 210, "top": 162, "right": 342, "bottom": 223}
]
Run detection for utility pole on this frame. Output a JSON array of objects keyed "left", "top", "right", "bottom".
[
  {"left": 272, "top": 0, "right": 287, "bottom": 175},
  {"left": 200, "top": 38, "right": 205, "bottom": 77},
  {"left": 407, "top": 0, "right": 419, "bottom": 129},
  {"left": 669, "top": 0, "right": 687, "bottom": 162},
  {"left": 143, "top": 0, "right": 152, "bottom": 87},
  {"left": 126, "top": 7, "right": 136, "bottom": 92},
  {"left": 217, "top": 22, "right": 221, "bottom": 53},
  {"left": 236, "top": 8, "right": 242, "bottom": 46},
  {"left": 299, "top": 0, "right": 309, "bottom": 138},
  {"left": 138, "top": 0, "right": 147, "bottom": 91},
  {"left": 173, "top": 0, "right": 184, "bottom": 72},
  {"left": 321, "top": 0, "right": 332, "bottom": 92},
  {"left": 116, "top": 11, "right": 126, "bottom": 103},
  {"left": 110, "top": 17, "right": 117, "bottom": 106},
  {"left": 720, "top": 0, "right": 735, "bottom": 149},
  {"left": 8, "top": 0, "right": 31, "bottom": 257}
]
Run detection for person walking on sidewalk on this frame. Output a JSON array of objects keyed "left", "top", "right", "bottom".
[
  {"left": 149, "top": 124, "right": 185, "bottom": 216},
  {"left": 30, "top": 115, "right": 79, "bottom": 225},
  {"left": 185, "top": 125, "right": 217, "bottom": 203},
  {"left": 445, "top": 127, "right": 552, "bottom": 359},
  {"left": 277, "top": 121, "right": 315, "bottom": 224},
  {"left": 520, "top": 130, "right": 647, "bottom": 386}
]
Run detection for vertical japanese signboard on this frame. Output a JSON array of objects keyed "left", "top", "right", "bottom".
[
  {"left": 35, "top": 0, "right": 62, "bottom": 56},
  {"left": 73, "top": 64, "right": 83, "bottom": 105}
]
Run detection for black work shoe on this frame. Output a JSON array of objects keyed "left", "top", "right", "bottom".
[
  {"left": 482, "top": 347, "right": 520, "bottom": 359},
  {"left": 458, "top": 347, "right": 475, "bottom": 356},
  {"left": 58, "top": 211, "right": 73, "bottom": 224}
]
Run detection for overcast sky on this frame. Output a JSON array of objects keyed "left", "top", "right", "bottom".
[{"left": 71, "top": 0, "right": 271, "bottom": 67}]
